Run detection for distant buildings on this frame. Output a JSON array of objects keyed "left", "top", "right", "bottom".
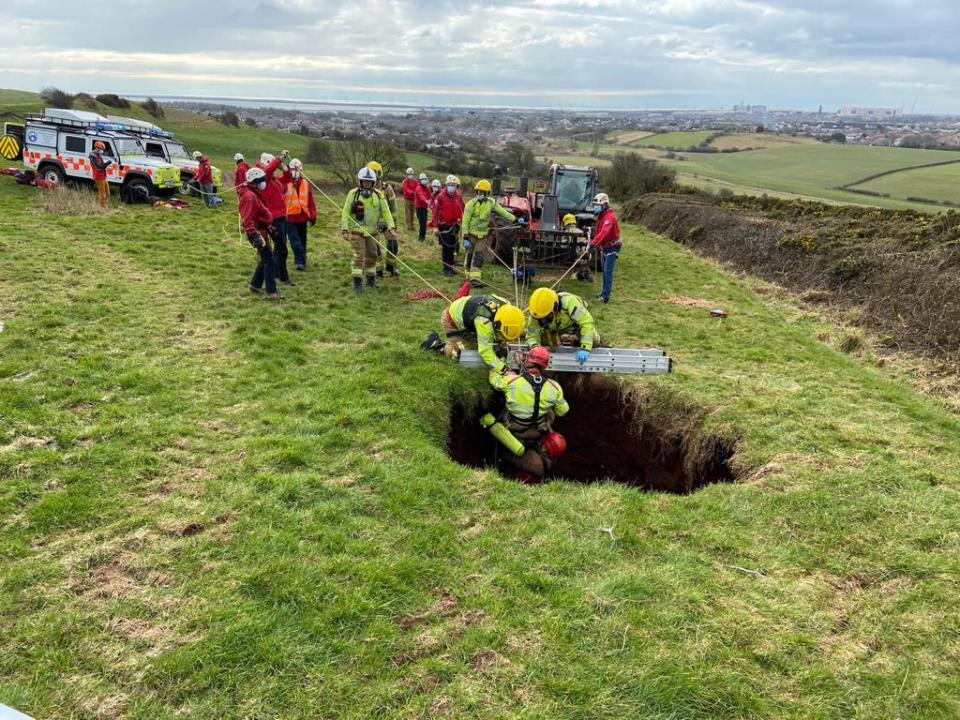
[{"left": 840, "top": 107, "right": 903, "bottom": 120}]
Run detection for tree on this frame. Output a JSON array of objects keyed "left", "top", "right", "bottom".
[
  {"left": 244, "top": 117, "right": 258, "bottom": 128},
  {"left": 828, "top": 132, "right": 846, "bottom": 144},
  {"left": 330, "top": 138, "right": 407, "bottom": 187},
  {"left": 601, "top": 152, "right": 676, "bottom": 200},
  {"left": 217, "top": 111, "right": 240, "bottom": 127},
  {"left": 304, "top": 138, "right": 333, "bottom": 165},
  {"left": 96, "top": 93, "right": 131, "bottom": 109},
  {"left": 40, "top": 87, "right": 74, "bottom": 109},
  {"left": 141, "top": 97, "right": 165, "bottom": 119},
  {"left": 74, "top": 93, "right": 97, "bottom": 109}
]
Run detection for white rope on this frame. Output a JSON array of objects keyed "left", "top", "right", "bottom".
[{"left": 548, "top": 246, "right": 592, "bottom": 291}]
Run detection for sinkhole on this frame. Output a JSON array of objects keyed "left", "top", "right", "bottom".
[{"left": 447, "top": 376, "right": 739, "bottom": 494}]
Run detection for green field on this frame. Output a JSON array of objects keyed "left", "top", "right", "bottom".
[
  {"left": 848, "top": 162, "right": 960, "bottom": 205},
  {"left": 3, "top": 95, "right": 960, "bottom": 718},
  {"left": 607, "top": 130, "right": 655, "bottom": 145},
  {"left": 633, "top": 131, "right": 716, "bottom": 149},
  {"left": 709, "top": 133, "right": 817, "bottom": 150}
]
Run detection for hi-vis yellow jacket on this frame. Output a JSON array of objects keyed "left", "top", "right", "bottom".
[
  {"left": 528, "top": 292, "right": 597, "bottom": 350},
  {"left": 341, "top": 187, "right": 396, "bottom": 233},
  {"left": 488, "top": 369, "right": 569, "bottom": 424},
  {"left": 462, "top": 196, "right": 515, "bottom": 238}
]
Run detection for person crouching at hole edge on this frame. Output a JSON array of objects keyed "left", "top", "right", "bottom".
[
  {"left": 239, "top": 167, "right": 281, "bottom": 300},
  {"left": 483, "top": 346, "right": 569, "bottom": 484},
  {"left": 590, "top": 192, "right": 621, "bottom": 304},
  {"left": 435, "top": 295, "right": 526, "bottom": 373},
  {"left": 341, "top": 166, "right": 397, "bottom": 294},
  {"left": 527, "top": 287, "right": 600, "bottom": 366}
]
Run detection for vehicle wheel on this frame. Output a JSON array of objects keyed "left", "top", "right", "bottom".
[
  {"left": 121, "top": 178, "right": 150, "bottom": 204},
  {"left": 179, "top": 178, "right": 197, "bottom": 196},
  {"left": 39, "top": 164, "right": 65, "bottom": 185}
]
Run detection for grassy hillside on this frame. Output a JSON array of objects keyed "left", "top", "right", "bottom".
[
  {"left": 849, "top": 162, "right": 960, "bottom": 205},
  {"left": 709, "top": 133, "right": 818, "bottom": 150},
  {"left": 2, "top": 104, "right": 960, "bottom": 718},
  {"left": 634, "top": 131, "right": 717, "bottom": 148}
]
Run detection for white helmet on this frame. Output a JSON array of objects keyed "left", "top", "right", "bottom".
[
  {"left": 431, "top": 179, "right": 441, "bottom": 189},
  {"left": 245, "top": 167, "right": 266, "bottom": 184},
  {"left": 593, "top": 192, "right": 610, "bottom": 205},
  {"left": 419, "top": 172, "right": 428, "bottom": 181},
  {"left": 260, "top": 152, "right": 275, "bottom": 165},
  {"left": 405, "top": 167, "right": 414, "bottom": 175},
  {"left": 289, "top": 159, "right": 303, "bottom": 171},
  {"left": 357, "top": 166, "right": 377, "bottom": 184},
  {"left": 445, "top": 174, "right": 457, "bottom": 184},
  {"left": 192, "top": 151, "right": 202, "bottom": 160},
  {"left": 234, "top": 152, "right": 244, "bottom": 162}
]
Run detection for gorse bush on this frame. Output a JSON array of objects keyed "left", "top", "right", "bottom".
[
  {"left": 601, "top": 152, "right": 676, "bottom": 200},
  {"left": 40, "top": 87, "right": 74, "bottom": 109}
]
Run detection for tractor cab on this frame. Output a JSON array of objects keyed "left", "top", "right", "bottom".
[{"left": 550, "top": 164, "right": 598, "bottom": 217}]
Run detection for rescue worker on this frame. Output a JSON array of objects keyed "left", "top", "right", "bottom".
[
  {"left": 89, "top": 141, "right": 113, "bottom": 208},
  {"left": 432, "top": 174, "right": 464, "bottom": 276},
  {"left": 415, "top": 172, "right": 431, "bottom": 241},
  {"left": 284, "top": 159, "right": 316, "bottom": 271},
  {"left": 562, "top": 213, "right": 583, "bottom": 236},
  {"left": 234, "top": 153, "right": 249, "bottom": 192},
  {"left": 527, "top": 287, "right": 599, "bottom": 365},
  {"left": 194, "top": 154, "right": 215, "bottom": 207},
  {"left": 485, "top": 346, "right": 569, "bottom": 482},
  {"left": 367, "top": 161, "right": 399, "bottom": 278},
  {"left": 462, "top": 179, "right": 517, "bottom": 287},
  {"left": 401, "top": 167, "right": 418, "bottom": 231},
  {"left": 439, "top": 294, "right": 525, "bottom": 373},
  {"left": 429, "top": 178, "right": 442, "bottom": 217},
  {"left": 239, "top": 166, "right": 281, "bottom": 300},
  {"left": 256, "top": 151, "right": 297, "bottom": 285},
  {"left": 341, "top": 166, "right": 397, "bottom": 294},
  {"left": 590, "top": 192, "right": 621, "bottom": 304}
]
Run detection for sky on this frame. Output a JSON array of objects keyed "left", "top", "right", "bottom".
[{"left": 2, "top": 0, "right": 959, "bottom": 112}]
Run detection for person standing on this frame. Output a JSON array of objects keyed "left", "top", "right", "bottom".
[
  {"left": 589, "top": 192, "right": 621, "bottom": 304},
  {"left": 415, "top": 172, "right": 431, "bottom": 242},
  {"left": 239, "top": 167, "right": 281, "bottom": 300},
  {"left": 401, "top": 167, "right": 418, "bottom": 231},
  {"left": 234, "top": 153, "right": 249, "bottom": 192},
  {"left": 461, "top": 179, "right": 516, "bottom": 287},
  {"left": 367, "top": 161, "right": 400, "bottom": 278},
  {"left": 284, "top": 159, "right": 316, "bottom": 271},
  {"left": 195, "top": 154, "right": 215, "bottom": 207},
  {"left": 256, "top": 151, "right": 297, "bottom": 285},
  {"left": 432, "top": 175, "right": 464, "bottom": 276},
  {"left": 341, "top": 166, "right": 397, "bottom": 294},
  {"left": 89, "top": 141, "right": 113, "bottom": 208}
]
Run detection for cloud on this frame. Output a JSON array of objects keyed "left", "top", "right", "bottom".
[{"left": 1, "top": 0, "right": 958, "bottom": 111}]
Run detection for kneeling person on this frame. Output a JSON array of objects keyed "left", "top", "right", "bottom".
[
  {"left": 440, "top": 294, "right": 525, "bottom": 373},
  {"left": 527, "top": 287, "right": 599, "bottom": 365}
]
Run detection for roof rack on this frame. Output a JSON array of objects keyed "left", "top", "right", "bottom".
[{"left": 27, "top": 111, "right": 130, "bottom": 134}]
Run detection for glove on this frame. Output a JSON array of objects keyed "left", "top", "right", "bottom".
[
  {"left": 280, "top": 150, "right": 290, "bottom": 159},
  {"left": 517, "top": 217, "right": 527, "bottom": 226},
  {"left": 309, "top": 219, "right": 316, "bottom": 227},
  {"left": 463, "top": 239, "right": 472, "bottom": 250},
  {"left": 576, "top": 349, "right": 590, "bottom": 364},
  {"left": 341, "top": 231, "right": 350, "bottom": 241}
]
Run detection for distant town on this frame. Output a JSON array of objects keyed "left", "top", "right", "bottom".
[{"left": 166, "top": 98, "right": 960, "bottom": 153}]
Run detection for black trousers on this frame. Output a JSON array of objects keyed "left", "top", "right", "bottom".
[
  {"left": 251, "top": 243, "right": 278, "bottom": 294},
  {"left": 288, "top": 221, "right": 308, "bottom": 267},
  {"left": 416, "top": 207, "right": 428, "bottom": 241},
  {"left": 271, "top": 217, "right": 289, "bottom": 281},
  {"left": 438, "top": 223, "right": 460, "bottom": 275}
]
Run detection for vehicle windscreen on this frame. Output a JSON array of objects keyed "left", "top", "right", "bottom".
[
  {"left": 554, "top": 172, "right": 594, "bottom": 213},
  {"left": 167, "top": 142, "right": 190, "bottom": 159},
  {"left": 115, "top": 137, "right": 144, "bottom": 156}
]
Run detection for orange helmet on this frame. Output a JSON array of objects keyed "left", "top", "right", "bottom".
[
  {"left": 526, "top": 346, "right": 550, "bottom": 372},
  {"left": 541, "top": 432, "right": 567, "bottom": 460},
  {"left": 94, "top": 141, "right": 106, "bottom": 150}
]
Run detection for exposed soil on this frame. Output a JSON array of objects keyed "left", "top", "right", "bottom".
[
  {"left": 625, "top": 192, "right": 960, "bottom": 366},
  {"left": 448, "top": 376, "right": 738, "bottom": 494}
]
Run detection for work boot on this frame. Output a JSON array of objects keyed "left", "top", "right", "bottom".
[
  {"left": 249, "top": 286, "right": 264, "bottom": 294},
  {"left": 353, "top": 277, "right": 363, "bottom": 295},
  {"left": 387, "top": 265, "right": 400, "bottom": 278},
  {"left": 469, "top": 278, "right": 484, "bottom": 289},
  {"left": 366, "top": 275, "right": 378, "bottom": 289},
  {"left": 266, "top": 292, "right": 284, "bottom": 301},
  {"left": 595, "top": 294, "right": 609, "bottom": 304},
  {"left": 376, "top": 269, "right": 385, "bottom": 278}
]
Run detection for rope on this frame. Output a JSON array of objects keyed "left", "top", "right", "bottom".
[{"left": 549, "top": 246, "right": 592, "bottom": 291}]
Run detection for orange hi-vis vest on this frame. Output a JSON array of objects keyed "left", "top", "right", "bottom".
[{"left": 285, "top": 179, "right": 311, "bottom": 216}]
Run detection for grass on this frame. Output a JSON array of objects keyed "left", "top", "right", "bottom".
[
  {"left": 849, "top": 162, "right": 960, "bottom": 205},
  {"left": 607, "top": 130, "right": 655, "bottom": 145},
  {"left": 708, "top": 134, "right": 818, "bottom": 150},
  {"left": 633, "top": 131, "right": 717, "bottom": 148},
  {"left": 3, "top": 94, "right": 960, "bottom": 719}
]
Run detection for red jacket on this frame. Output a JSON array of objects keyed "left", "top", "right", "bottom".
[
  {"left": 238, "top": 186, "right": 273, "bottom": 235},
  {"left": 285, "top": 176, "right": 316, "bottom": 224},
  {"left": 255, "top": 156, "right": 287, "bottom": 221},
  {"left": 414, "top": 183, "right": 431, "bottom": 209},
  {"left": 89, "top": 152, "right": 111, "bottom": 181},
  {"left": 431, "top": 190, "right": 464, "bottom": 228},
  {"left": 194, "top": 158, "right": 213, "bottom": 184},
  {"left": 234, "top": 161, "right": 249, "bottom": 191},
  {"left": 401, "top": 177, "right": 419, "bottom": 200},
  {"left": 591, "top": 209, "right": 621, "bottom": 250}
]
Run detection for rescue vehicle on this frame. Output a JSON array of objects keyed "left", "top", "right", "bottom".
[
  {"left": 105, "top": 115, "right": 222, "bottom": 194},
  {"left": 21, "top": 109, "right": 182, "bottom": 200}
]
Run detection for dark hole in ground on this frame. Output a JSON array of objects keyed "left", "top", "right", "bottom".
[{"left": 447, "top": 376, "right": 738, "bottom": 494}]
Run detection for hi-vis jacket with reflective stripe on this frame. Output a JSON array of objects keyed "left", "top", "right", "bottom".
[
  {"left": 447, "top": 294, "right": 510, "bottom": 373},
  {"left": 462, "top": 196, "right": 515, "bottom": 238},
  {"left": 340, "top": 187, "right": 396, "bottom": 232},
  {"left": 284, "top": 177, "right": 316, "bottom": 223},
  {"left": 528, "top": 292, "right": 597, "bottom": 350},
  {"left": 488, "top": 369, "right": 569, "bottom": 424}
]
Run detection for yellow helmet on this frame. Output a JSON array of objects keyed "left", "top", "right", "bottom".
[
  {"left": 475, "top": 179, "right": 492, "bottom": 193},
  {"left": 366, "top": 160, "right": 383, "bottom": 175},
  {"left": 494, "top": 304, "right": 525, "bottom": 342},
  {"left": 528, "top": 287, "right": 560, "bottom": 319},
  {"left": 562, "top": 213, "right": 577, "bottom": 227}
]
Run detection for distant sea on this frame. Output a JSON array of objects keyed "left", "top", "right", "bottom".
[{"left": 124, "top": 95, "right": 465, "bottom": 115}]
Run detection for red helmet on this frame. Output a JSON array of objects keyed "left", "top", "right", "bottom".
[
  {"left": 527, "top": 346, "right": 550, "bottom": 371},
  {"left": 540, "top": 431, "right": 567, "bottom": 460},
  {"left": 94, "top": 141, "right": 106, "bottom": 150}
]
